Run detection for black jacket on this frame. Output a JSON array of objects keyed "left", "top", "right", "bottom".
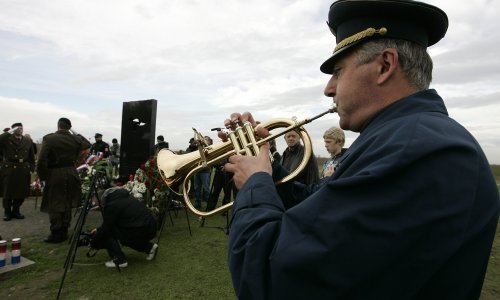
[
  {"left": 228, "top": 90, "right": 499, "bottom": 300},
  {"left": 91, "top": 188, "right": 157, "bottom": 249}
]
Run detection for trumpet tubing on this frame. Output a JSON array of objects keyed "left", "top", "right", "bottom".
[{"left": 157, "top": 107, "right": 336, "bottom": 217}]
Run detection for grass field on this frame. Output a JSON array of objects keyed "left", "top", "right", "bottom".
[{"left": 1, "top": 166, "right": 499, "bottom": 299}]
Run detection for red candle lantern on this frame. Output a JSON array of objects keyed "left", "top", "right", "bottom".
[
  {"left": 0, "top": 240, "right": 6, "bottom": 267},
  {"left": 11, "top": 238, "right": 21, "bottom": 264}
]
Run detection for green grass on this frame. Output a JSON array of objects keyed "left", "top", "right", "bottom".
[
  {"left": 482, "top": 222, "right": 500, "bottom": 300},
  {"left": 491, "top": 165, "right": 500, "bottom": 191},
  {"left": 491, "top": 165, "right": 500, "bottom": 178},
  {"left": 0, "top": 212, "right": 235, "bottom": 299},
  {"left": 2, "top": 165, "right": 500, "bottom": 299},
  {"left": 2, "top": 211, "right": 499, "bottom": 299}
]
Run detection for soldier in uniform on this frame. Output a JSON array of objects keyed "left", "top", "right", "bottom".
[
  {"left": 37, "top": 118, "right": 91, "bottom": 243},
  {"left": 0, "top": 123, "right": 35, "bottom": 221},
  {"left": 89, "top": 133, "right": 110, "bottom": 158}
]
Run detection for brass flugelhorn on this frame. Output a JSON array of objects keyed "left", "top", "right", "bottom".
[{"left": 157, "top": 107, "right": 336, "bottom": 217}]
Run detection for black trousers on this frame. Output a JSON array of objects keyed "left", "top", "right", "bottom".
[
  {"left": 48, "top": 210, "right": 72, "bottom": 231},
  {"left": 105, "top": 220, "right": 156, "bottom": 261},
  {"left": 206, "top": 170, "right": 236, "bottom": 211},
  {"left": 3, "top": 198, "right": 24, "bottom": 213}
]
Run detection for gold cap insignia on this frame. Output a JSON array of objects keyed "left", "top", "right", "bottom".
[{"left": 334, "top": 27, "right": 387, "bottom": 53}]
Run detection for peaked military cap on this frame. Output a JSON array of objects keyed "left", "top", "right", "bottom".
[{"left": 320, "top": 0, "right": 448, "bottom": 74}]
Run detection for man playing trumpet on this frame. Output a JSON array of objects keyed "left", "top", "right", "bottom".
[{"left": 220, "top": 0, "right": 499, "bottom": 299}]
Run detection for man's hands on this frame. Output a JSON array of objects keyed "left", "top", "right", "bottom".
[{"left": 219, "top": 112, "right": 273, "bottom": 189}]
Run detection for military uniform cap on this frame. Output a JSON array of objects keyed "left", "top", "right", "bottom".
[
  {"left": 95, "top": 133, "right": 103, "bottom": 138},
  {"left": 11, "top": 122, "right": 23, "bottom": 128},
  {"left": 58, "top": 117, "right": 72, "bottom": 127},
  {"left": 320, "top": 0, "right": 448, "bottom": 74}
]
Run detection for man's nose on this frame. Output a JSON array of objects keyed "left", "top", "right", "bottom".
[{"left": 324, "top": 76, "right": 337, "bottom": 97}]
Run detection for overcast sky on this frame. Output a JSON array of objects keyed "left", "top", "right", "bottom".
[{"left": 1, "top": 0, "right": 499, "bottom": 164}]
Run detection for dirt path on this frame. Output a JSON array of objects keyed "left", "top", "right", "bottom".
[
  {"left": 1, "top": 197, "right": 103, "bottom": 299},
  {"left": 1, "top": 196, "right": 101, "bottom": 242}
]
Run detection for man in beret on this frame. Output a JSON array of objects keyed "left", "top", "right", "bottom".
[
  {"left": 222, "top": 1, "right": 499, "bottom": 299},
  {"left": 0, "top": 122, "right": 35, "bottom": 221},
  {"left": 89, "top": 133, "right": 111, "bottom": 158},
  {"left": 37, "top": 118, "right": 91, "bottom": 243}
]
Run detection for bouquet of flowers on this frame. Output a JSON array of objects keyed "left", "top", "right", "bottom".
[
  {"left": 78, "top": 152, "right": 113, "bottom": 196},
  {"left": 123, "top": 156, "right": 171, "bottom": 216},
  {"left": 124, "top": 168, "right": 148, "bottom": 200},
  {"left": 30, "top": 176, "right": 43, "bottom": 196}
]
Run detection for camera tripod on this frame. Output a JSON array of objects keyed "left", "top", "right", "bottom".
[{"left": 57, "top": 168, "right": 108, "bottom": 300}]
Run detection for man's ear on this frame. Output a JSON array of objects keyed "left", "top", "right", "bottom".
[{"left": 376, "top": 48, "right": 398, "bottom": 84}]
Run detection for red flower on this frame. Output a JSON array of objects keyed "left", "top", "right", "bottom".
[
  {"left": 129, "top": 174, "right": 134, "bottom": 182},
  {"left": 149, "top": 158, "right": 155, "bottom": 165},
  {"left": 147, "top": 171, "right": 153, "bottom": 178},
  {"left": 116, "top": 181, "right": 124, "bottom": 187},
  {"left": 140, "top": 163, "right": 146, "bottom": 170}
]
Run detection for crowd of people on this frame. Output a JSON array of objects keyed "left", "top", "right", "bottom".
[{"left": 1, "top": 0, "right": 498, "bottom": 297}]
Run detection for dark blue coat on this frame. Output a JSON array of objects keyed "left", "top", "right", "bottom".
[{"left": 228, "top": 90, "right": 499, "bottom": 300}]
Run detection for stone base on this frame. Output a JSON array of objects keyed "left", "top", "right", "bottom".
[{"left": 0, "top": 253, "right": 35, "bottom": 275}]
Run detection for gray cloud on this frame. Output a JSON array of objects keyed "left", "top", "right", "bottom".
[{"left": 0, "top": 0, "right": 499, "bottom": 163}]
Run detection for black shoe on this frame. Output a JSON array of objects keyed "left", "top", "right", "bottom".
[
  {"left": 3, "top": 214, "right": 12, "bottom": 221},
  {"left": 11, "top": 212, "right": 25, "bottom": 219}
]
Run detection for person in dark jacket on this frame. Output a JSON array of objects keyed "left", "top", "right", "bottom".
[
  {"left": 90, "top": 187, "right": 158, "bottom": 268},
  {"left": 220, "top": 1, "right": 499, "bottom": 299},
  {"left": 153, "top": 135, "right": 169, "bottom": 155},
  {"left": 37, "top": 118, "right": 91, "bottom": 243},
  {"left": 0, "top": 123, "right": 35, "bottom": 221},
  {"left": 89, "top": 133, "right": 110, "bottom": 158},
  {"left": 281, "top": 130, "right": 319, "bottom": 185}
]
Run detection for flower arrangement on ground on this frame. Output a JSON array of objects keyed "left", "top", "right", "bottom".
[{"left": 122, "top": 156, "right": 171, "bottom": 218}]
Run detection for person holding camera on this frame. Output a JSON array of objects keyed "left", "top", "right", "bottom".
[{"left": 90, "top": 187, "right": 158, "bottom": 268}]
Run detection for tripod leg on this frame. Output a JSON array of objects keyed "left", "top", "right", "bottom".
[
  {"left": 58, "top": 191, "right": 92, "bottom": 299},
  {"left": 155, "top": 198, "right": 170, "bottom": 244},
  {"left": 184, "top": 204, "right": 192, "bottom": 236},
  {"left": 58, "top": 171, "right": 100, "bottom": 299}
]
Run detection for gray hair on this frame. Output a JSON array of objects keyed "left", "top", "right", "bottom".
[{"left": 354, "top": 39, "right": 433, "bottom": 90}]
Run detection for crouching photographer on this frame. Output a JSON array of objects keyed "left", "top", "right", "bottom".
[{"left": 89, "top": 187, "right": 159, "bottom": 268}]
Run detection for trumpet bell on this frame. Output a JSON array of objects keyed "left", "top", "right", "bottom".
[{"left": 157, "top": 149, "right": 201, "bottom": 186}]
